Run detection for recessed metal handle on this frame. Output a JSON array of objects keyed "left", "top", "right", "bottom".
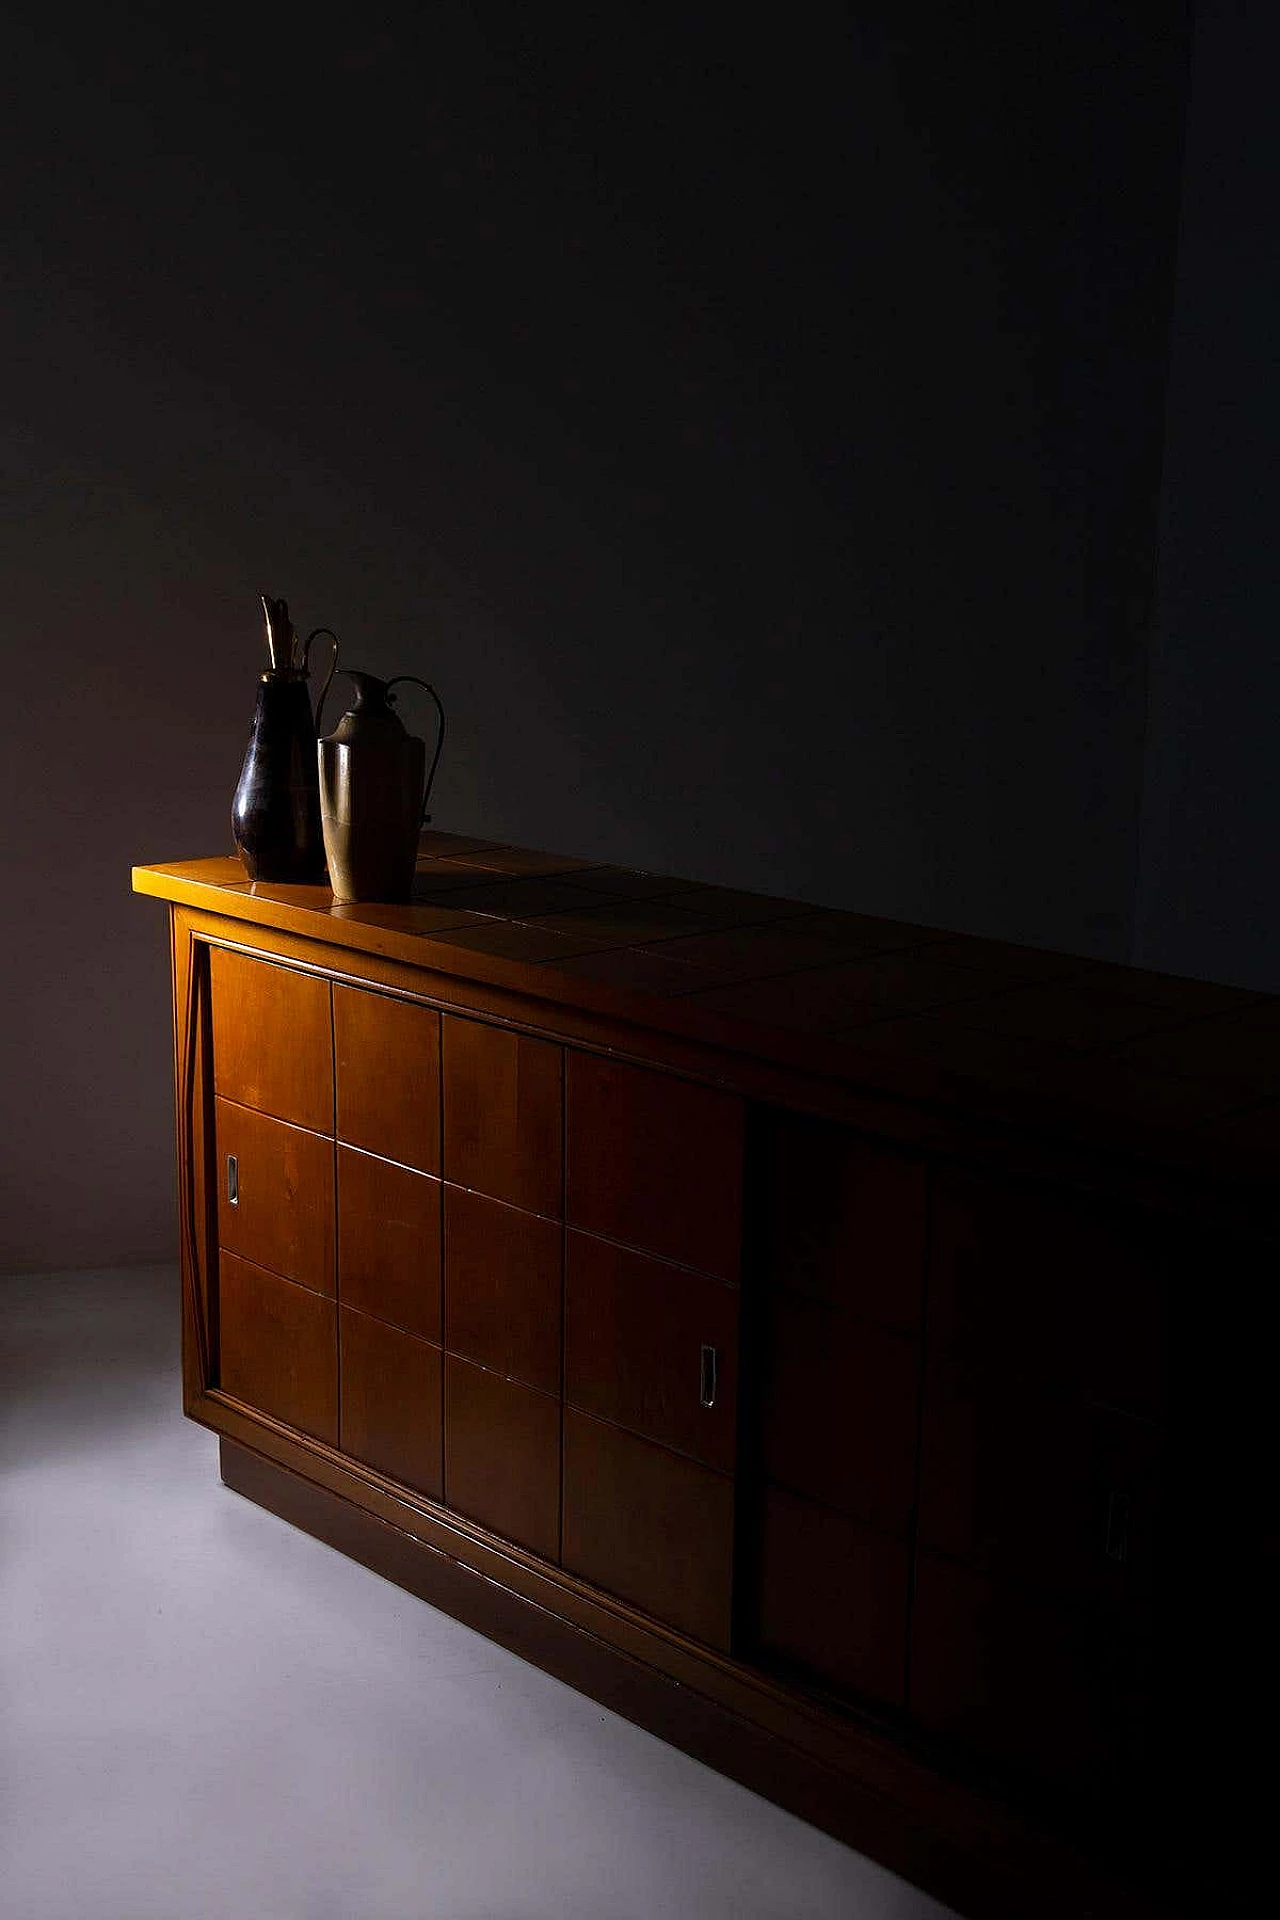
[
  {"left": 1104, "top": 1490, "right": 1129, "bottom": 1564},
  {"left": 699, "top": 1344, "right": 717, "bottom": 1410},
  {"left": 226, "top": 1154, "right": 239, "bottom": 1207}
]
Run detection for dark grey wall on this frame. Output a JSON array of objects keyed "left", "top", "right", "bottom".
[
  {"left": 1135, "top": 0, "right": 1280, "bottom": 990},
  {"left": 0, "top": 6, "right": 1190, "bottom": 1270}
]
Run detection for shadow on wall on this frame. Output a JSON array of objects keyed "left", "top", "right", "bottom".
[{"left": 1134, "top": 0, "right": 1280, "bottom": 992}]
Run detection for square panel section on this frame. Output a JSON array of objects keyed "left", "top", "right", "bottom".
[
  {"left": 338, "top": 1146, "right": 441, "bottom": 1342},
  {"left": 766, "top": 1114, "right": 927, "bottom": 1333},
  {"left": 443, "top": 1186, "right": 561, "bottom": 1394},
  {"left": 754, "top": 1485, "right": 909, "bottom": 1710},
  {"left": 442, "top": 1016, "right": 562, "bottom": 1216},
  {"left": 565, "top": 1232, "right": 737, "bottom": 1475},
  {"left": 209, "top": 946, "right": 332, "bottom": 1132},
  {"left": 567, "top": 1054, "right": 743, "bottom": 1281},
  {"left": 215, "top": 1097, "right": 334, "bottom": 1296},
  {"left": 443, "top": 1354, "right": 560, "bottom": 1562},
  {"left": 218, "top": 1251, "right": 337, "bottom": 1445},
  {"left": 759, "top": 1292, "right": 919, "bottom": 1537},
  {"left": 334, "top": 985, "right": 440, "bottom": 1172},
  {"left": 340, "top": 1306, "right": 442, "bottom": 1501},
  {"left": 562, "top": 1409, "right": 734, "bottom": 1650}
]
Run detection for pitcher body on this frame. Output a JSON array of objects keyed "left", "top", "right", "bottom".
[
  {"left": 232, "top": 670, "right": 328, "bottom": 883},
  {"left": 318, "top": 671, "right": 445, "bottom": 903},
  {"left": 231, "top": 594, "right": 338, "bottom": 884}
]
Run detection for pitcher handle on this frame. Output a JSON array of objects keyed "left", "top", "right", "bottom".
[
  {"left": 386, "top": 676, "right": 447, "bottom": 826},
  {"left": 302, "top": 627, "right": 341, "bottom": 733}
]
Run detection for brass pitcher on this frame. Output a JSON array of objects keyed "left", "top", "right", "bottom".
[{"left": 318, "top": 671, "right": 446, "bottom": 903}]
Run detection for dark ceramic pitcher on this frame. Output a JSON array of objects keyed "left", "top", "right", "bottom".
[{"left": 231, "top": 596, "right": 339, "bottom": 883}]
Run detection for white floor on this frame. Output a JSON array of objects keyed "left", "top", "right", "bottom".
[{"left": 0, "top": 1266, "right": 957, "bottom": 1920}]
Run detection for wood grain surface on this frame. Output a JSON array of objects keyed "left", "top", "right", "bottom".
[
  {"left": 210, "top": 943, "right": 333, "bottom": 1132},
  {"left": 443, "top": 1185, "right": 562, "bottom": 1394},
  {"left": 218, "top": 1251, "right": 338, "bottom": 1444},
  {"left": 136, "top": 839, "right": 1280, "bottom": 1213},
  {"left": 214, "top": 1097, "right": 335, "bottom": 1296},
  {"left": 334, "top": 983, "right": 441, "bottom": 1172},
  {"left": 562, "top": 1407, "right": 735, "bottom": 1650},
  {"left": 754, "top": 1483, "right": 910, "bottom": 1710},
  {"left": 339, "top": 1305, "right": 443, "bottom": 1500},
  {"left": 443, "top": 1354, "right": 560, "bottom": 1561},
  {"left": 337, "top": 1145, "right": 442, "bottom": 1341},
  {"left": 565, "top": 1231, "right": 738, "bottom": 1474},
  {"left": 758, "top": 1291, "right": 920, "bottom": 1537},
  {"left": 442, "top": 1014, "right": 563, "bottom": 1216},
  {"left": 566, "top": 1053, "right": 744, "bottom": 1281},
  {"left": 767, "top": 1112, "right": 928, "bottom": 1333}
]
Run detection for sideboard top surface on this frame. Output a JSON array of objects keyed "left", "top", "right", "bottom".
[{"left": 134, "top": 830, "right": 1280, "bottom": 1211}]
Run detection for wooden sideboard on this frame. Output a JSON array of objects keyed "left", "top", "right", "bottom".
[{"left": 133, "top": 832, "right": 1280, "bottom": 1919}]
